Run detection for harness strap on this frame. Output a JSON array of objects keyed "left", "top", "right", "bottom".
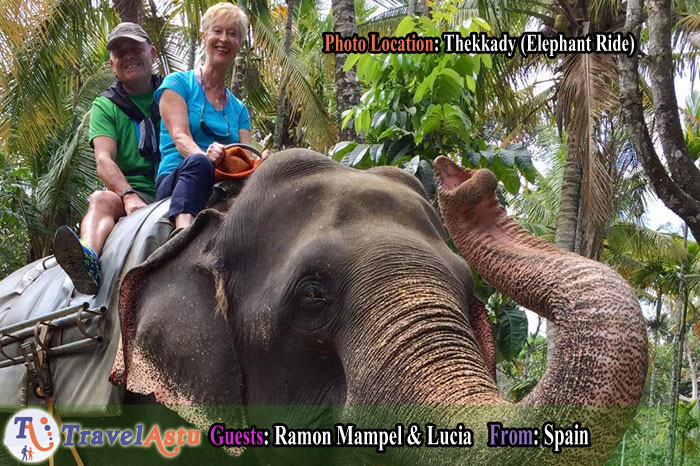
[{"left": 47, "top": 396, "right": 85, "bottom": 466}]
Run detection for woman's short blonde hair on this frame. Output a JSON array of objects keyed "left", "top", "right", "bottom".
[{"left": 201, "top": 2, "right": 248, "bottom": 42}]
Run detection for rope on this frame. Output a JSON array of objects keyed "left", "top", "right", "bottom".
[{"left": 47, "top": 394, "right": 84, "bottom": 466}]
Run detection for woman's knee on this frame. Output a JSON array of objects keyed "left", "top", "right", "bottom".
[{"left": 184, "top": 153, "right": 215, "bottom": 176}]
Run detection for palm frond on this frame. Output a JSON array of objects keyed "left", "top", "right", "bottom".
[
  {"left": 605, "top": 222, "right": 687, "bottom": 263},
  {"left": 253, "top": 20, "right": 335, "bottom": 150},
  {"left": 36, "top": 111, "right": 100, "bottom": 243},
  {"left": 555, "top": 52, "right": 619, "bottom": 252},
  {"left": 358, "top": 6, "right": 406, "bottom": 35},
  {"left": 509, "top": 127, "right": 565, "bottom": 239}
]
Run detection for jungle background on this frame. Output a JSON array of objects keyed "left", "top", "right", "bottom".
[{"left": 0, "top": 0, "right": 699, "bottom": 464}]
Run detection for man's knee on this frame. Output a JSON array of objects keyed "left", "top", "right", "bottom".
[{"left": 88, "top": 190, "right": 124, "bottom": 217}]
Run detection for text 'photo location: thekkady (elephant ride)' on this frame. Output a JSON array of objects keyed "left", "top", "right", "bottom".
[{"left": 0, "top": 149, "right": 647, "bottom": 465}]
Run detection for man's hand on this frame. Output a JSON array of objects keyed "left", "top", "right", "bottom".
[
  {"left": 206, "top": 142, "right": 226, "bottom": 166},
  {"left": 123, "top": 193, "right": 147, "bottom": 215},
  {"left": 261, "top": 149, "right": 272, "bottom": 162}
]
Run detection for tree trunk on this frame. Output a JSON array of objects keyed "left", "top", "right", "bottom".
[
  {"left": 188, "top": 34, "right": 196, "bottom": 70},
  {"left": 272, "top": 0, "right": 295, "bottom": 152},
  {"left": 686, "top": 339, "right": 698, "bottom": 402},
  {"left": 665, "top": 306, "right": 681, "bottom": 466},
  {"left": 554, "top": 145, "right": 583, "bottom": 252},
  {"left": 113, "top": 0, "right": 144, "bottom": 24},
  {"left": 619, "top": 0, "right": 700, "bottom": 242},
  {"left": 643, "top": 291, "right": 663, "bottom": 466},
  {"left": 643, "top": 352, "right": 658, "bottom": 466},
  {"left": 646, "top": 0, "right": 700, "bottom": 202},
  {"left": 331, "top": 0, "right": 362, "bottom": 142},
  {"left": 407, "top": 0, "right": 428, "bottom": 16},
  {"left": 665, "top": 225, "right": 689, "bottom": 466},
  {"left": 547, "top": 146, "right": 582, "bottom": 362},
  {"left": 620, "top": 431, "right": 626, "bottom": 465},
  {"left": 231, "top": 55, "right": 244, "bottom": 98}
]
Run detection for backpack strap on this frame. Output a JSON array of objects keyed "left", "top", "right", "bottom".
[{"left": 100, "top": 74, "right": 164, "bottom": 174}]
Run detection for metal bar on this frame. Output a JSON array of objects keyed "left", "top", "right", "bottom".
[
  {"left": 0, "top": 338, "right": 101, "bottom": 369},
  {"left": 224, "top": 142, "right": 262, "bottom": 158},
  {"left": 0, "top": 302, "right": 89, "bottom": 335},
  {"left": 49, "top": 339, "right": 103, "bottom": 356},
  {"left": 0, "top": 305, "right": 106, "bottom": 365},
  {"left": 0, "top": 342, "right": 21, "bottom": 363},
  {"left": 0, "top": 305, "right": 105, "bottom": 346},
  {"left": 75, "top": 307, "right": 102, "bottom": 342}
]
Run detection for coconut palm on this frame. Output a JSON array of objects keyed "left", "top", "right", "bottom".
[
  {"left": 331, "top": 0, "right": 363, "bottom": 141},
  {"left": 607, "top": 225, "right": 700, "bottom": 466},
  {"left": 0, "top": 0, "right": 117, "bottom": 263}
]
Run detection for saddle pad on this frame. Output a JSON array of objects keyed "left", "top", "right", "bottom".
[{"left": 0, "top": 199, "right": 173, "bottom": 415}]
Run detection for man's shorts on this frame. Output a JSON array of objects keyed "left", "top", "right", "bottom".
[
  {"left": 134, "top": 190, "right": 155, "bottom": 204},
  {"left": 90, "top": 188, "right": 156, "bottom": 205}
]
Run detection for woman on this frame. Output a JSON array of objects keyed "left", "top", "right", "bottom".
[{"left": 156, "top": 2, "right": 261, "bottom": 229}]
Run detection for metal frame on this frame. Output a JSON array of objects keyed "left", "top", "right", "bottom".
[{"left": 0, "top": 302, "right": 106, "bottom": 370}]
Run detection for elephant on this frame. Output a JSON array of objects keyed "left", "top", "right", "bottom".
[{"left": 111, "top": 148, "right": 647, "bottom": 465}]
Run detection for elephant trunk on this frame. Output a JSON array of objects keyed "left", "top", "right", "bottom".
[
  {"left": 341, "top": 243, "right": 503, "bottom": 408},
  {"left": 432, "top": 157, "right": 647, "bottom": 461}
]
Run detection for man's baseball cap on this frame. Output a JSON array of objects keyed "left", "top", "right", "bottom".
[{"left": 107, "top": 22, "right": 152, "bottom": 50}]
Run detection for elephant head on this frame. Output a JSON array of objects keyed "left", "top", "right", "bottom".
[{"left": 112, "top": 149, "right": 647, "bottom": 465}]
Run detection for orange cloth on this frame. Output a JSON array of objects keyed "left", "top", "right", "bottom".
[{"left": 214, "top": 146, "right": 260, "bottom": 181}]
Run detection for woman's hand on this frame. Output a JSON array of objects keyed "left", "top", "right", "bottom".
[{"left": 206, "top": 142, "right": 226, "bottom": 166}]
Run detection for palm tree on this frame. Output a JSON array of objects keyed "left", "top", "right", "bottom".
[
  {"left": 254, "top": 0, "right": 337, "bottom": 150},
  {"left": 331, "top": 0, "right": 363, "bottom": 141},
  {"left": 0, "top": 0, "right": 117, "bottom": 262},
  {"left": 607, "top": 225, "right": 700, "bottom": 466},
  {"left": 272, "top": 0, "right": 296, "bottom": 151}
]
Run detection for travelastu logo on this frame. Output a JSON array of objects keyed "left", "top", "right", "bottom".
[
  {"left": 3, "top": 408, "right": 60, "bottom": 462},
  {"left": 4, "top": 408, "right": 201, "bottom": 460}
]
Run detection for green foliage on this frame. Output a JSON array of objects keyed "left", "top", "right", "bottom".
[
  {"left": 490, "top": 296, "right": 529, "bottom": 362},
  {"left": 330, "top": 0, "right": 536, "bottom": 200},
  {"left": 684, "top": 90, "right": 700, "bottom": 161},
  {"left": 506, "top": 127, "right": 566, "bottom": 240},
  {"left": 253, "top": 0, "right": 338, "bottom": 150},
  {"left": 473, "top": 271, "right": 529, "bottom": 367},
  {"left": 0, "top": 161, "right": 31, "bottom": 279},
  {"left": 497, "top": 332, "right": 547, "bottom": 402},
  {"left": 463, "top": 142, "right": 537, "bottom": 195}
]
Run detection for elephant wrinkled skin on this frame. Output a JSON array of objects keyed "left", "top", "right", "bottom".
[{"left": 112, "top": 149, "right": 647, "bottom": 465}]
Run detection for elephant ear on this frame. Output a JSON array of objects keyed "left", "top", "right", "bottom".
[{"left": 111, "top": 210, "right": 243, "bottom": 427}]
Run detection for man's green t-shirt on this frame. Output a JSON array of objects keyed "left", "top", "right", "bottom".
[{"left": 88, "top": 92, "right": 157, "bottom": 197}]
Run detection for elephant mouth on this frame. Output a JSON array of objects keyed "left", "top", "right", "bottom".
[{"left": 434, "top": 156, "right": 475, "bottom": 191}]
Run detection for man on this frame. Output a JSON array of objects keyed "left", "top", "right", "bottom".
[{"left": 53, "top": 22, "right": 162, "bottom": 295}]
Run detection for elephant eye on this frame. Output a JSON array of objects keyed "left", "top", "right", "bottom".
[
  {"left": 290, "top": 274, "right": 337, "bottom": 331},
  {"left": 298, "top": 281, "right": 327, "bottom": 306}
]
